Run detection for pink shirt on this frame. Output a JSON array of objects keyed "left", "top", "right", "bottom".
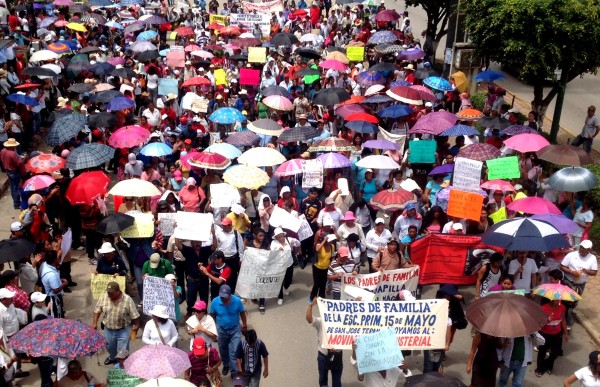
[{"left": 178, "top": 186, "right": 206, "bottom": 212}]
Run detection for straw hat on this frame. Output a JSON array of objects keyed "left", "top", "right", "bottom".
[{"left": 3, "top": 138, "right": 19, "bottom": 147}]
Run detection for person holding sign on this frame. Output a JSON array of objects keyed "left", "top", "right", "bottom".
[
  {"left": 350, "top": 340, "right": 404, "bottom": 386},
  {"left": 306, "top": 298, "right": 343, "bottom": 387},
  {"left": 310, "top": 234, "right": 337, "bottom": 302},
  {"left": 226, "top": 204, "right": 252, "bottom": 234},
  {"left": 186, "top": 300, "right": 218, "bottom": 351},
  {"left": 95, "top": 242, "right": 127, "bottom": 277},
  {"left": 215, "top": 218, "right": 245, "bottom": 294},
  {"left": 372, "top": 238, "right": 411, "bottom": 272},
  {"left": 270, "top": 228, "right": 300, "bottom": 305},
  {"left": 142, "top": 304, "right": 179, "bottom": 346},
  {"left": 142, "top": 253, "right": 174, "bottom": 279}
]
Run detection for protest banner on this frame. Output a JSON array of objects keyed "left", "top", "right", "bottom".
[
  {"left": 214, "top": 68, "right": 227, "bottom": 85},
  {"left": 248, "top": 47, "right": 267, "bottom": 63},
  {"left": 409, "top": 234, "right": 503, "bottom": 285},
  {"left": 301, "top": 159, "right": 323, "bottom": 188},
  {"left": 408, "top": 140, "right": 436, "bottom": 164},
  {"left": 157, "top": 213, "right": 176, "bottom": 236},
  {"left": 191, "top": 98, "right": 209, "bottom": 113},
  {"left": 355, "top": 328, "right": 404, "bottom": 374},
  {"left": 107, "top": 369, "right": 140, "bottom": 387},
  {"left": 120, "top": 213, "right": 155, "bottom": 238},
  {"left": 157, "top": 78, "right": 178, "bottom": 96},
  {"left": 486, "top": 156, "right": 520, "bottom": 180},
  {"left": 209, "top": 14, "right": 227, "bottom": 25},
  {"left": 91, "top": 274, "right": 126, "bottom": 299},
  {"left": 210, "top": 183, "right": 240, "bottom": 208},
  {"left": 174, "top": 212, "right": 213, "bottom": 241},
  {"left": 346, "top": 46, "right": 365, "bottom": 62},
  {"left": 236, "top": 248, "right": 292, "bottom": 299},
  {"left": 61, "top": 229, "right": 72, "bottom": 261},
  {"left": 447, "top": 189, "right": 484, "bottom": 222},
  {"left": 452, "top": 157, "right": 482, "bottom": 192},
  {"left": 143, "top": 276, "right": 176, "bottom": 319},
  {"left": 241, "top": 0, "right": 283, "bottom": 13},
  {"left": 239, "top": 68, "right": 260, "bottom": 86},
  {"left": 166, "top": 50, "right": 185, "bottom": 68},
  {"left": 344, "top": 285, "right": 376, "bottom": 301},
  {"left": 297, "top": 219, "right": 314, "bottom": 241},
  {"left": 269, "top": 206, "right": 302, "bottom": 232},
  {"left": 317, "top": 298, "right": 448, "bottom": 350},
  {"left": 341, "top": 267, "right": 419, "bottom": 301},
  {"left": 229, "top": 13, "right": 270, "bottom": 37}
]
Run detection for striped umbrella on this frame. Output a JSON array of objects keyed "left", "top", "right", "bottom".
[
  {"left": 274, "top": 159, "right": 303, "bottom": 177},
  {"left": 354, "top": 70, "right": 386, "bottom": 87},
  {"left": 370, "top": 189, "right": 416, "bottom": 211},
  {"left": 386, "top": 86, "right": 423, "bottom": 105},
  {"left": 456, "top": 108, "right": 484, "bottom": 121},
  {"left": 308, "top": 138, "right": 354, "bottom": 152},
  {"left": 47, "top": 43, "right": 71, "bottom": 54}
]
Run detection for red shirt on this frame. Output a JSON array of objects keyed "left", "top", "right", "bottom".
[
  {"left": 8, "top": 15, "right": 19, "bottom": 31},
  {"left": 540, "top": 303, "right": 565, "bottom": 335},
  {"left": 206, "top": 263, "right": 231, "bottom": 281},
  {"left": 161, "top": 107, "right": 176, "bottom": 123},
  {"left": 6, "top": 285, "right": 30, "bottom": 312},
  {"left": 486, "top": 137, "right": 503, "bottom": 149}
]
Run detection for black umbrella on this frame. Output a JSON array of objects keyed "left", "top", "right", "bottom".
[
  {"left": 229, "top": 54, "right": 248, "bottom": 61},
  {"left": 369, "top": 62, "right": 397, "bottom": 72},
  {"left": 22, "top": 67, "right": 57, "bottom": 77},
  {"left": 295, "top": 48, "right": 321, "bottom": 60},
  {"left": 96, "top": 213, "right": 135, "bottom": 235},
  {"left": 88, "top": 112, "right": 118, "bottom": 128},
  {"left": 47, "top": 108, "right": 74, "bottom": 125},
  {"left": 404, "top": 372, "right": 467, "bottom": 387},
  {"left": 92, "top": 90, "right": 124, "bottom": 104},
  {"left": 327, "top": 47, "right": 346, "bottom": 54},
  {"left": 79, "top": 46, "right": 101, "bottom": 54},
  {"left": 313, "top": 87, "right": 351, "bottom": 106},
  {"left": 296, "top": 67, "right": 321, "bottom": 77},
  {"left": 68, "top": 83, "right": 95, "bottom": 93},
  {"left": 90, "top": 62, "right": 116, "bottom": 77},
  {"left": 137, "top": 50, "right": 160, "bottom": 62},
  {"left": 260, "top": 85, "right": 290, "bottom": 98},
  {"left": 277, "top": 126, "right": 320, "bottom": 142},
  {"left": 111, "top": 67, "right": 136, "bottom": 78},
  {"left": 0, "top": 39, "right": 15, "bottom": 50},
  {"left": 69, "top": 3, "right": 90, "bottom": 12},
  {"left": 0, "top": 239, "right": 36, "bottom": 264},
  {"left": 477, "top": 116, "right": 511, "bottom": 130},
  {"left": 415, "top": 66, "right": 439, "bottom": 80},
  {"left": 270, "top": 32, "right": 299, "bottom": 46}
]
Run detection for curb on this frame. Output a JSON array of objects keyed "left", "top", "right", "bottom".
[
  {"left": 574, "top": 310, "right": 600, "bottom": 347},
  {"left": 0, "top": 175, "right": 9, "bottom": 200}
]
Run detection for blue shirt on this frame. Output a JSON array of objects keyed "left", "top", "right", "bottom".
[
  {"left": 209, "top": 295, "right": 245, "bottom": 330},
  {"left": 40, "top": 262, "right": 62, "bottom": 296}
]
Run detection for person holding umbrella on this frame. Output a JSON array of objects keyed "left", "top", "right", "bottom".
[{"left": 534, "top": 294, "right": 569, "bottom": 377}]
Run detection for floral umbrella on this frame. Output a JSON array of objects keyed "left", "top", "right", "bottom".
[
  {"left": 125, "top": 345, "right": 191, "bottom": 379},
  {"left": 26, "top": 153, "right": 65, "bottom": 173},
  {"left": 187, "top": 152, "right": 231, "bottom": 170}
]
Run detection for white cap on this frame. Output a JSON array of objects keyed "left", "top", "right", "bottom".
[
  {"left": 232, "top": 204, "right": 245, "bottom": 215},
  {"left": 274, "top": 227, "right": 285, "bottom": 236},
  {"left": 326, "top": 234, "right": 337, "bottom": 242},
  {"left": 165, "top": 274, "right": 177, "bottom": 281},
  {"left": 375, "top": 218, "right": 385, "bottom": 225},
  {"left": 323, "top": 217, "right": 334, "bottom": 227},
  {"left": 580, "top": 240, "right": 593, "bottom": 249},
  {"left": 0, "top": 289, "right": 15, "bottom": 299},
  {"left": 514, "top": 184, "right": 523, "bottom": 191},
  {"left": 149, "top": 304, "right": 169, "bottom": 319},
  {"left": 279, "top": 186, "right": 291, "bottom": 197},
  {"left": 98, "top": 242, "right": 116, "bottom": 254},
  {"left": 452, "top": 223, "right": 463, "bottom": 231},
  {"left": 30, "top": 292, "right": 46, "bottom": 303},
  {"left": 10, "top": 222, "right": 23, "bottom": 232},
  {"left": 425, "top": 102, "right": 433, "bottom": 108}
]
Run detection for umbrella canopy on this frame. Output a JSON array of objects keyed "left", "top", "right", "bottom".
[
  {"left": 313, "top": 88, "right": 351, "bottom": 106},
  {"left": 404, "top": 372, "right": 467, "bottom": 387},
  {"left": 30, "top": 49, "right": 60, "bottom": 62},
  {"left": 277, "top": 126, "right": 320, "bottom": 142},
  {"left": 319, "top": 59, "right": 348, "bottom": 72},
  {"left": 457, "top": 143, "right": 501, "bottom": 161},
  {"left": 225, "top": 131, "right": 260, "bottom": 147},
  {"left": 308, "top": 138, "right": 354, "bottom": 152},
  {"left": 368, "top": 30, "right": 397, "bottom": 44},
  {"left": 480, "top": 179, "right": 514, "bottom": 192},
  {"left": 26, "top": 153, "right": 65, "bottom": 174},
  {"left": 428, "top": 164, "right": 454, "bottom": 176},
  {"left": 47, "top": 42, "right": 71, "bottom": 54},
  {"left": 274, "top": 159, "right": 304, "bottom": 177},
  {"left": 316, "top": 153, "right": 351, "bottom": 169},
  {"left": 106, "top": 97, "right": 136, "bottom": 111},
  {"left": 537, "top": 145, "right": 593, "bottom": 166},
  {"left": 22, "top": 67, "right": 57, "bottom": 77},
  {"left": 410, "top": 111, "right": 457, "bottom": 135},
  {"left": 68, "top": 83, "right": 95, "bottom": 94},
  {"left": 247, "top": 119, "right": 284, "bottom": 136},
  {"left": 355, "top": 155, "right": 400, "bottom": 169},
  {"left": 139, "top": 142, "right": 174, "bottom": 157},
  {"left": 475, "top": 70, "right": 505, "bottom": 83},
  {"left": 451, "top": 71, "right": 468, "bottom": 93},
  {"left": 477, "top": 116, "right": 511, "bottom": 130},
  {"left": 109, "top": 179, "right": 162, "bottom": 197},
  {"left": 423, "top": 76, "right": 452, "bottom": 91},
  {"left": 96, "top": 213, "right": 135, "bottom": 235},
  {"left": 112, "top": 67, "right": 137, "bottom": 78},
  {"left": 190, "top": 50, "right": 214, "bottom": 59},
  {"left": 137, "top": 30, "right": 158, "bottom": 41},
  {"left": 181, "top": 77, "right": 211, "bottom": 87},
  {"left": 93, "top": 90, "right": 124, "bottom": 104},
  {"left": 65, "top": 171, "right": 110, "bottom": 205},
  {"left": 295, "top": 48, "right": 321, "bottom": 59},
  {"left": 503, "top": 133, "right": 550, "bottom": 153},
  {"left": 94, "top": 83, "right": 116, "bottom": 93},
  {"left": 270, "top": 32, "right": 300, "bottom": 46},
  {"left": 532, "top": 283, "right": 582, "bottom": 302},
  {"left": 223, "top": 165, "right": 270, "bottom": 189},
  {"left": 466, "top": 293, "right": 547, "bottom": 338},
  {"left": 88, "top": 112, "right": 118, "bottom": 128},
  {"left": 345, "top": 112, "right": 378, "bottom": 124},
  {"left": 345, "top": 121, "right": 379, "bottom": 134},
  {"left": 47, "top": 114, "right": 87, "bottom": 146},
  {"left": 378, "top": 105, "right": 413, "bottom": 119},
  {"left": 439, "top": 124, "right": 479, "bottom": 137},
  {"left": 370, "top": 62, "right": 398, "bottom": 73},
  {"left": 187, "top": 152, "right": 231, "bottom": 170},
  {"left": 204, "top": 143, "right": 242, "bottom": 159},
  {"left": 374, "top": 9, "right": 401, "bottom": 21},
  {"left": 260, "top": 86, "right": 290, "bottom": 98},
  {"left": 9, "top": 318, "right": 106, "bottom": 357},
  {"left": 174, "top": 26, "right": 195, "bottom": 37},
  {"left": 23, "top": 175, "right": 55, "bottom": 192},
  {"left": 530, "top": 214, "right": 578, "bottom": 234},
  {"left": 67, "top": 143, "right": 114, "bottom": 170},
  {"left": 386, "top": 86, "right": 422, "bottom": 105},
  {"left": 354, "top": 70, "right": 386, "bottom": 87},
  {"left": 263, "top": 95, "right": 293, "bottom": 111},
  {"left": 125, "top": 345, "right": 191, "bottom": 379},
  {"left": 66, "top": 22, "right": 87, "bottom": 32},
  {"left": 504, "top": 125, "right": 538, "bottom": 136},
  {"left": 90, "top": 62, "right": 116, "bottom": 77},
  {"left": 6, "top": 93, "right": 39, "bottom": 106},
  {"left": 209, "top": 107, "right": 246, "bottom": 124},
  {"left": 238, "top": 147, "right": 286, "bottom": 167},
  {"left": 0, "top": 238, "right": 35, "bottom": 264},
  {"left": 548, "top": 166, "right": 599, "bottom": 192},
  {"left": 336, "top": 104, "right": 368, "bottom": 118},
  {"left": 482, "top": 218, "right": 569, "bottom": 251},
  {"left": 370, "top": 189, "right": 416, "bottom": 211},
  {"left": 455, "top": 108, "right": 484, "bottom": 121},
  {"left": 130, "top": 41, "right": 158, "bottom": 52},
  {"left": 364, "top": 94, "right": 395, "bottom": 104},
  {"left": 138, "top": 378, "right": 196, "bottom": 387},
  {"left": 296, "top": 67, "right": 321, "bottom": 77},
  {"left": 137, "top": 50, "right": 160, "bottom": 62},
  {"left": 397, "top": 47, "right": 426, "bottom": 61},
  {"left": 507, "top": 197, "right": 561, "bottom": 215},
  {"left": 363, "top": 139, "right": 400, "bottom": 150}
]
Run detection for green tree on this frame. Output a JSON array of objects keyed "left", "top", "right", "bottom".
[
  {"left": 404, "top": 0, "right": 453, "bottom": 61},
  {"left": 463, "top": 0, "right": 600, "bottom": 142}
]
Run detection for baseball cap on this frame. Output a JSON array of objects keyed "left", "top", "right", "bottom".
[
  {"left": 106, "top": 282, "right": 120, "bottom": 293},
  {"left": 221, "top": 217, "right": 233, "bottom": 226},
  {"left": 425, "top": 102, "right": 433, "bottom": 108},
  {"left": 580, "top": 240, "right": 593, "bottom": 249},
  {"left": 514, "top": 184, "right": 523, "bottom": 191},
  {"left": 30, "top": 292, "right": 46, "bottom": 303},
  {"left": 149, "top": 253, "right": 161, "bottom": 269},
  {"left": 0, "top": 289, "right": 15, "bottom": 299},
  {"left": 192, "top": 337, "right": 207, "bottom": 356},
  {"left": 219, "top": 284, "right": 232, "bottom": 298},
  {"left": 211, "top": 251, "right": 225, "bottom": 260},
  {"left": 452, "top": 223, "right": 463, "bottom": 231},
  {"left": 10, "top": 222, "right": 23, "bottom": 232},
  {"left": 165, "top": 274, "right": 177, "bottom": 281},
  {"left": 338, "top": 246, "right": 349, "bottom": 257},
  {"left": 232, "top": 204, "right": 245, "bottom": 215},
  {"left": 326, "top": 234, "right": 337, "bottom": 242},
  {"left": 375, "top": 218, "right": 385, "bottom": 225},
  {"left": 405, "top": 203, "right": 416, "bottom": 210},
  {"left": 193, "top": 300, "right": 207, "bottom": 311}
]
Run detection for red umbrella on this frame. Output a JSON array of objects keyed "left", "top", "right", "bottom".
[
  {"left": 182, "top": 77, "right": 212, "bottom": 87},
  {"left": 65, "top": 171, "right": 110, "bottom": 205},
  {"left": 386, "top": 86, "right": 423, "bottom": 105},
  {"left": 410, "top": 85, "right": 437, "bottom": 102},
  {"left": 26, "top": 153, "right": 65, "bottom": 174},
  {"left": 174, "top": 26, "right": 194, "bottom": 36},
  {"left": 374, "top": 9, "right": 401, "bottom": 21},
  {"left": 180, "top": 151, "right": 201, "bottom": 169},
  {"left": 220, "top": 26, "right": 241, "bottom": 36},
  {"left": 108, "top": 125, "right": 150, "bottom": 149},
  {"left": 370, "top": 189, "right": 417, "bottom": 211},
  {"left": 184, "top": 44, "right": 202, "bottom": 52},
  {"left": 14, "top": 83, "right": 42, "bottom": 89},
  {"left": 187, "top": 152, "right": 231, "bottom": 170},
  {"left": 207, "top": 23, "right": 224, "bottom": 30},
  {"left": 336, "top": 104, "right": 367, "bottom": 118},
  {"left": 345, "top": 112, "right": 379, "bottom": 124},
  {"left": 291, "top": 9, "right": 308, "bottom": 17},
  {"left": 337, "top": 95, "right": 365, "bottom": 107},
  {"left": 480, "top": 180, "right": 515, "bottom": 192}
]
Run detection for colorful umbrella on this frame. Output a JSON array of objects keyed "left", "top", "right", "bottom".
[
  {"left": 47, "top": 42, "right": 71, "bottom": 53},
  {"left": 428, "top": 164, "right": 454, "bottom": 176},
  {"left": 530, "top": 214, "right": 579, "bottom": 234},
  {"left": 174, "top": 26, "right": 195, "bottom": 37},
  {"left": 238, "top": 147, "right": 286, "bottom": 167},
  {"left": 507, "top": 197, "right": 561, "bottom": 215},
  {"left": 345, "top": 112, "right": 378, "bottom": 124},
  {"left": 324, "top": 51, "right": 349, "bottom": 64},
  {"left": 503, "top": 125, "right": 537, "bottom": 136},
  {"left": 187, "top": 152, "right": 231, "bottom": 170},
  {"left": 439, "top": 124, "right": 479, "bottom": 137},
  {"left": 223, "top": 165, "right": 270, "bottom": 189},
  {"left": 423, "top": 76, "right": 452, "bottom": 92},
  {"left": 370, "top": 189, "right": 416, "bottom": 211},
  {"left": 225, "top": 131, "right": 260, "bottom": 147},
  {"left": 105, "top": 20, "right": 124, "bottom": 29},
  {"left": 65, "top": 171, "right": 110, "bottom": 205},
  {"left": 26, "top": 153, "right": 66, "bottom": 174},
  {"left": 532, "top": 283, "right": 582, "bottom": 301},
  {"left": 204, "top": 143, "right": 242, "bottom": 159},
  {"left": 355, "top": 155, "right": 400, "bottom": 170},
  {"left": 109, "top": 179, "right": 161, "bottom": 197},
  {"left": 316, "top": 152, "right": 351, "bottom": 169},
  {"left": 386, "top": 86, "right": 422, "bottom": 105},
  {"left": 308, "top": 138, "right": 354, "bottom": 152},
  {"left": 548, "top": 166, "right": 599, "bottom": 192},
  {"left": 140, "top": 142, "right": 173, "bottom": 157},
  {"left": 263, "top": 95, "right": 293, "bottom": 111},
  {"left": 503, "top": 133, "right": 550, "bottom": 153},
  {"left": 409, "top": 85, "right": 437, "bottom": 102},
  {"left": 277, "top": 126, "right": 320, "bottom": 142},
  {"left": 66, "top": 22, "right": 87, "bottom": 32},
  {"left": 457, "top": 143, "right": 501, "bottom": 161},
  {"left": 354, "top": 70, "right": 386, "bottom": 87},
  {"left": 137, "top": 30, "right": 158, "bottom": 41},
  {"left": 125, "top": 345, "right": 191, "bottom": 379},
  {"left": 207, "top": 23, "right": 224, "bottom": 30},
  {"left": 6, "top": 93, "right": 39, "bottom": 106},
  {"left": 337, "top": 95, "right": 366, "bottom": 107},
  {"left": 336, "top": 104, "right": 368, "bottom": 118},
  {"left": 220, "top": 26, "right": 241, "bottom": 36},
  {"left": 397, "top": 48, "right": 425, "bottom": 61},
  {"left": 190, "top": 50, "right": 214, "bottom": 59},
  {"left": 247, "top": 119, "right": 284, "bottom": 136},
  {"left": 410, "top": 111, "right": 457, "bottom": 135},
  {"left": 209, "top": 107, "right": 246, "bottom": 124},
  {"left": 363, "top": 139, "right": 400, "bottom": 150},
  {"left": 22, "top": 175, "right": 55, "bottom": 192},
  {"left": 455, "top": 108, "right": 484, "bottom": 121},
  {"left": 181, "top": 76, "right": 211, "bottom": 88},
  {"left": 480, "top": 179, "right": 514, "bottom": 192},
  {"left": 482, "top": 218, "right": 568, "bottom": 251},
  {"left": 367, "top": 30, "right": 397, "bottom": 44},
  {"left": 274, "top": 159, "right": 304, "bottom": 177},
  {"left": 130, "top": 41, "right": 158, "bottom": 53},
  {"left": 47, "top": 114, "right": 87, "bottom": 146},
  {"left": 319, "top": 59, "right": 348, "bottom": 72},
  {"left": 536, "top": 144, "right": 593, "bottom": 166},
  {"left": 106, "top": 96, "right": 135, "bottom": 111},
  {"left": 66, "top": 144, "right": 115, "bottom": 170}
]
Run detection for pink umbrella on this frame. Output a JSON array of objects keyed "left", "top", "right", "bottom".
[
  {"left": 480, "top": 179, "right": 515, "bottom": 192},
  {"left": 180, "top": 151, "right": 202, "bottom": 169},
  {"left": 275, "top": 159, "right": 303, "bottom": 177},
  {"left": 108, "top": 125, "right": 150, "bottom": 149},
  {"left": 386, "top": 86, "right": 423, "bottom": 105},
  {"left": 263, "top": 95, "right": 293, "bottom": 111},
  {"left": 336, "top": 104, "right": 367, "bottom": 118},
  {"left": 107, "top": 56, "right": 126, "bottom": 66},
  {"left": 184, "top": 44, "right": 202, "bottom": 52},
  {"left": 54, "top": 0, "right": 74, "bottom": 5},
  {"left": 319, "top": 59, "right": 348, "bottom": 71},
  {"left": 54, "top": 20, "right": 69, "bottom": 27},
  {"left": 22, "top": 175, "right": 56, "bottom": 192},
  {"left": 316, "top": 152, "right": 351, "bottom": 169},
  {"left": 503, "top": 133, "right": 550, "bottom": 153},
  {"left": 507, "top": 196, "right": 562, "bottom": 215},
  {"left": 409, "top": 111, "right": 457, "bottom": 135},
  {"left": 124, "top": 344, "right": 191, "bottom": 379},
  {"left": 410, "top": 85, "right": 437, "bottom": 102},
  {"left": 190, "top": 50, "right": 214, "bottom": 59}
]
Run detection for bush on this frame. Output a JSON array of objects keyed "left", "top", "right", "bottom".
[
  {"left": 585, "top": 164, "right": 600, "bottom": 212},
  {"left": 470, "top": 93, "right": 486, "bottom": 111}
]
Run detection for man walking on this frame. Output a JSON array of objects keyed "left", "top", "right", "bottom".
[
  {"left": 560, "top": 239, "right": 597, "bottom": 328},
  {"left": 235, "top": 329, "right": 269, "bottom": 387},
  {"left": 572, "top": 105, "right": 600, "bottom": 153},
  {"left": 92, "top": 282, "right": 140, "bottom": 365},
  {"left": 0, "top": 138, "right": 22, "bottom": 209}
]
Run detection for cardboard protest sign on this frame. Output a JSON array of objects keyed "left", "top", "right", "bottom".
[
  {"left": 142, "top": 276, "right": 176, "bottom": 320},
  {"left": 107, "top": 369, "right": 140, "bottom": 387},
  {"left": 248, "top": 47, "right": 267, "bottom": 63},
  {"left": 447, "top": 189, "right": 484, "bottom": 222},
  {"left": 157, "top": 78, "right": 178, "bottom": 96},
  {"left": 236, "top": 248, "right": 292, "bottom": 299},
  {"left": 408, "top": 140, "right": 436, "bottom": 164},
  {"left": 486, "top": 156, "right": 520, "bottom": 180},
  {"left": 210, "top": 183, "right": 240, "bottom": 208},
  {"left": 209, "top": 14, "right": 227, "bottom": 25},
  {"left": 355, "top": 328, "right": 404, "bottom": 374},
  {"left": 452, "top": 157, "right": 482, "bottom": 192},
  {"left": 297, "top": 219, "right": 314, "bottom": 241},
  {"left": 317, "top": 298, "right": 449, "bottom": 350},
  {"left": 489, "top": 207, "right": 507, "bottom": 224},
  {"left": 241, "top": 0, "right": 283, "bottom": 13},
  {"left": 120, "top": 213, "right": 155, "bottom": 238},
  {"left": 214, "top": 68, "right": 227, "bottom": 86},
  {"left": 229, "top": 13, "right": 270, "bottom": 37},
  {"left": 346, "top": 46, "right": 365, "bottom": 62},
  {"left": 61, "top": 229, "right": 72, "bottom": 261},
  {"left": 157, "top": 213, "right": 176, "bottom": 236},
  {"left": 268, "top": 206, "right": 302, "bottom": 232},
  {"left": 91, "top": 274, "right": 126, "bottom": 300},
  {"left": 239, "top": 68, "right": 260, "bottom": 86},
  {"left": 174, "top": 212, "right": 213, "bottom": 241},
  {"left": 341, "top": 267, "right": 419, "bottom": 301},
  {"left": 301, "top": 159, "right": 323, "bottom": 188}
]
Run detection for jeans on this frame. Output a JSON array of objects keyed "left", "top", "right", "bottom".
[
  {"left": 186, "top": 277, "right": 209, "bottom": 313},
  {"left": 317, "top": 352, "right": 342, "bottom": 387},
  {"left": 498, "top": 360, "right": 527, "bottom": 387},
  {"left": 572, "top": 134, "right": 593, "bottom": 153},
  {"left": 32, "top": 111, "right": 41, "bottom": 134},
  {"left": 104, "top": 326, "right": 131, "bottom": 361},
  {"left": 6, "top": 171, "right": 20, "bottom": 207},
  {"left": 217, "top": 326, "right": 241, "bottom": 373}
]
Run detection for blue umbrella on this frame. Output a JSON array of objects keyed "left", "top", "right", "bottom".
[
  {"left": 378, "top": 104, "right": 413, "bottom": 118},
  {"left": 205, "top": 143, "right": 243, "bottom": 159},
  {"left": 90, "top": 62, "right": 115, "bottom": 77},
  {"left": 482, "top": 218, "right": 569, "bottom": 252},
  {"left": 159, "top": 48, "right": 170, "bottom": 57},
  {"left": 354, "top": 70, "right": 386, "bottom": 87},
  {"left": 89, "top": 0, "right": 113, "bottom": 6},
  {"left": 63, "top": 39, "right": 79, "bottom": 51},
  {"left": 137, "top": 30, "right": 158, "bottom": 41},
  {"left": 367, "top": 30, "right": 397, "bottom": 45},
  {"left": 209, "top": 108, "right": 246, "bottom": 124},
  {"left": 439, "top": 124, "right": 479, "bottom": 137},
  {"left": 105, "top": 20, "right": 124, "bottom": 29},
  {"left": 120, "top": 0, "right": 141, "bottom": 5},
  {"left": 363, "top": 94, "right": 395, "bottom": 104},
  {"left": 6, "top": 93, "right": 39, "bottom": 106},
  {"left": 345, "top": 120, "right": 379, "bottom": 134},
  {"left": 106, "top": 97, "right": 135, "bottom": 111},
  {"left": 475, "top": 70, "right": 505, "bottom": 83},
  {"left": 390, "top": 80, "right": 412, "bottom": 87},
  {"left": 140, "top": 142, "right": 174, "bottom": 157},
  {"left": 423, "top": 76, "right": 452, "bottom": 92}
]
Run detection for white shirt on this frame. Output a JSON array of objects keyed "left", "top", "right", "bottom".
[
  {"left": 215, "top": 227, "right": 245, "bottom": 257},
  {"left": 573, "top": 207, "right": 594, "bottom": 237},
  {"left": 142, "top": 108, "right": 162, "bottom": 127},
  {"left": 561, "top": 250, "right": 598, "bottom": 284},
  {"left": 142, "top": 319, "right": 178, "bottom": 346},
  {"left": 146, "top": 74, "right": 159, "bottom": 89},
  {"left": 317, "top": 208, "right": 344, "bottom": 229},
  {"left": 508, "top": 258, "right": 538, "bottom": 291},
  {"left": 365, "top": 229, "right": 392, "bottom": 259},
  {"left": 574, "top": 366, "right": 600, "bottom": 387},
  {"left": 0, "top": 303, "right": 20, "bottom": 338},
  {"left": 185, "top": 314, "right": 217, "bottom": 350},
  {"left": 351, "top": 356, "right": 403, "bottom": 387}
]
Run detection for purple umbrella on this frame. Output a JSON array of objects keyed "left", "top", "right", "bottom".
[
  {"left": 107, "top": 56, "right": 126, "bottom": 66},
  {"left": 354, "top": 70, "right": 386, "bottom": 87},
  {"left": 504, "top": 125, "right": 538, "bottom": 136},
  {"left": 397, "top": 48, "right": 426, "bottom": 61},
  {"left": 316, "top": 153, "right": 351, "bottom": 169},
  {"left": 410, "top": 111, "right": 457, "bottom": 135},
  {"left": 363, "top": 139, "right": 400, "bottom": 150},
  {"left": 429, "top": 163, "right": 454, "bottom": 176},
  {"left": 336, "top": 104, "right": 367, "bottom": 118},
  {"left": 531, "top": 214, "right": 578, "bottom": 234},
  {"left": 106, "top": 97, "right": 135, "bottom": 111}
]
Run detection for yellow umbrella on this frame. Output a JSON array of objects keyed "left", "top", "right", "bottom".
[
  {"left": 223, "top": 165, "right": 270, "bottom": 189},
  {"left": 451, "top": 71, "right": 468, "bottom": 93},
  {"left": 325, "top": 51, "right": 350, "bottom": 64},
  {"left": 67, "top": 22, "right": 87, "bottom": 32},
  {"left": 238, "top": 147, "right": 287, "bottom": 167},
  {"left": 108, "top": 179, "right": 161, "bottom": 197}
]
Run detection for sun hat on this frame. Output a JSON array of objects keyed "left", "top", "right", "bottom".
[
  {"left": 342, "top": 211, "right": 357, "bottom": 221},
  {"left": 149, "top": 304, "right": 169, "bottom": 319},
  {"left": 98, "top": 242, "right": 116, "bottom": 254}
]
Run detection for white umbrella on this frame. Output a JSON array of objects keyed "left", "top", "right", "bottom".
[
  {"left": 138, "top": 378, "right": 195, "bottom": 387},
  {"left": 239, "top": 32, "right": 255, "bottom": 38},
  {"left": 30, "top": 50, "right": 60, "bottom": 62},
  {"left": 41, "top": 63, "right": 62, "bottom": 74},
  {"left": 238, "top": 147, "right": 287, "bottom": 167},
  {"left": 355, "top": 155, "right": 400, "bottom": 170},
  {"left": 108, "top": 179, "right": 161, "bottom": 197},
  {"left": 548, "top": 166, "right": 599, "bottom": 193},
  {"left": 300, "top": 33, "right": 323, "bottom": 43}
]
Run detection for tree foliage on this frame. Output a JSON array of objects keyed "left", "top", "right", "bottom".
[{"left": 405, "top": 0, "right": 453, "bottom": 44}]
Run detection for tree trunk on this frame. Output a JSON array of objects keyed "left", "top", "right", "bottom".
[{"left": 531, "top": 83, "right": 547, "bottom": 129}]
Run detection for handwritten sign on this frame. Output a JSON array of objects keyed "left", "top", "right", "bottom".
[
  {"left": 210, "top": 183, "right": 240, "bottom": 208},
  {"left": 297, "top": 219, "right": 314, "bottom": 241},
  {"left": 355, "top": 328, "right": 404, "bottom": 374},
  {"left": 489, "top": 207, "right": 507, "bottom": 224},
  {"left": 214, "top": 68, "right": 227, "bottom": 86},
  {"left": 301, "top": 159, "right": 323, "bottom": 189},
  {"left": 91, "top": 274, "right": 126, "bottom": 300},
  {"left": 241, "top": 0, "right": 283, "bottom": 14},
  {"left": 346, "top": 46, "right": 365, "bottom": 62},
  {"left": 248, "top": 47, "right": 267, "bottom": 64},
  {"left": 269, "top": 206, "right": 302, "bottom": 232},
  {"left": 408, "top": 140, "right": 436, "bottom": 164},
  {"left": 317, "top": 298, "right": 448, "bottom": 350},
  {"left": 157, "top": 213, "right": 176, "bottom": 236},
  {"left": 453, "top": 157, "right": 482, "bottom": 192},
  {"left": 158, "top": 78, "right": 179, "bottom": 96},
  {"left": 229, "top": 13, "right": 270, "bottom": 37},
  {"left": 191, "top": 98, "right": 209, "bottom": 113},
  {"left": 120, "top": 213, "right": 155, "bottom": 238},
  {"left": 240, "top": 68, "right": 260, "bottom": 86},
  {"left": 107, "top": 369, "right": 140, "bottom": 387},
  {"left": 447, "top": 189, "right": 484, "bottom": 222},
  {"left": 209, "top": 14, "right": 227, "bottom": 25},
  {"left": 142, "top": 276, "right": 176, "bottom": 320},
  {"left": 341, "top": 267, "right": 419, "bottom": 301},
  {"left": 486, "top": 156, "right": 520, "bottom": 180},
  {"left": 236, "top": 248, "right": 292, "bottom": 299},
  {"left": 174, "top": 212, "right": 213, "bottom": 241}
]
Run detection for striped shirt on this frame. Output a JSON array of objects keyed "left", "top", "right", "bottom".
[
  {"left": 327, "top": 259, "right": 358, "bottom": 293},
  {"left": 94, "top": 293, "right": 140, "bottom": 330}
]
